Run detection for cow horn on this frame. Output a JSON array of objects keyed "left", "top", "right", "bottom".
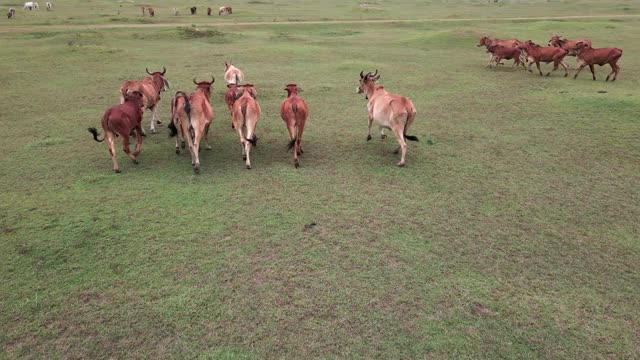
[
  {"left": 145, "top": 67, "right": 152, "bottom": 75},
  {"left": 360, "top": 71, "right": 365, "bottom": 79},
  {"left": 193, "top": 77, "right": 199, "bottom": 85},
  {"left": 371, "top": 69, "right": 378, "bottom": 77},
  {"left": 211, "top": 75, "right": 215, "bottom": 84},
  {"left": 161, "top": 66, "right": 166, "bottom": 75}
]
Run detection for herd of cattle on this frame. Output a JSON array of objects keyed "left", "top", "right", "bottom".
[
  {"left": 88, "top": 63, "right": 419, "bottom": 173},
  {"left": 478, "top": 35, "right": 623, "bottom": 81},
  {"left": 7, "top": 1, "right": 52, "bottom": 17},
  {"left": 7, "top": 3, "right": 232, "bottom": 18}
]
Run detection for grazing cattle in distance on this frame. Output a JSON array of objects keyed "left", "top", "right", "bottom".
[
  {"left": 45, "top": 1, "right": 52, "bottom": 10},
  {"left": 219, "top": 6, "right": 232, "bottom": 15},
  {"left": 548, "top": 35, "right": 592, "bottom": 57},
  {"left": 520, "top": 40, "right": 569, "bottom": 77},
  {"left": 7, "top": 8, "right": 16, "bottom": 18},
  {"left": 207, "top": 7, "right": 212, "bottom": 15},
  {"left": 356, "top": 70, "right": 418, "bottom": 167},
  {"left": 573, "top": 41, "right": 622, "bottom": 81},
  {"left": 280, "top": 84, "right": 309, "bottom": 168},
  {"left": 190, "top": 6, "right": 196, "bottom": 15},
  {"left": 225, "top": 83, "right": 242, "bottom": 128},
  {"left": 173, "top": 7, "right": 179, "bottom": 16},
  {"left": 23, "top": 2, "right": 38, "bottom": 10},
  {"left": 224, "top": 61, "right": 244, "bottom": 85},
  {"left": 88, "top": 91, "right": 145, "bottom": 173},
  {"left": 168, "top": 77, "right": 215, "bottom": 174},
  {"left": 147, "top": 7, "right": 154, "bottom": 17},
  {"left": 478, "top": 36, "right": 525, "bottom": 66},
  {"left": 231, "top": 84, "right": 260, "bottom": 169},
  {"left": 119, "top": 67, "right": 170, "bottom": 134},
  {"left": 487, "top": 44, "right": 526, "bottom": 69}
]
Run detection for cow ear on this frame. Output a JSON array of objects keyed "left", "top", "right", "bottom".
[{"left": 297, "top": 88, "right": 304, "bottom": 92}]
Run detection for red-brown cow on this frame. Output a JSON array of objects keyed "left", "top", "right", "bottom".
[
  {"left": 280, "top": 84, "right": 309, "bottom": 168},
  {"left": 119, "top": 67, "right": 169, "bottom": 134},
  {"left": 548, "top": 35, "right": 592, "bottom": 56},
  {"left": 218, "top": 6, "right": 232, "bottom": 15},
  {"left": 478, "top": 36, "right": 525, "bottom": 67},
  {"left": 169, "top": 77, "right": 215, "bottom": 174},
  {"left": 520, "top": 40, "right": 569, "bottom": 77},
  {"left": 572, "top": 41, "right": 623, "bottom": 81},
  {"left": 225, "top": 83, "right": 242, "bottom": 129},
  {"left": 88, "top": 91, "right": 145, "bottom": 173},
  {"left": 147, "top": 7, "right": 154, "bottom": 17},
  {"left": 486, "top": 44, "right": 526, "bottom": 69},
  {"left": 207, "top": 7, "right": 212, "bottom": 15},
  {"left": 231, "top": 84, "right": 260, "bottom": 169}
]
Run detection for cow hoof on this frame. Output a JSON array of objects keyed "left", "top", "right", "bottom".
[
  {"left": 175, "top": 148, "right": 180, "bottom": 155},
  {"left": 545, "top": 73, "right": 550, "bottom": 77},
  {"left": 150, "top": 129, "right": 156, "bottom": 134},
  {"left": 605, "top": 77, "right": 609, "bottom": 82},
  {"left": 294, "top": 160, "right": 299, "bottom": 168},
  {"left": 573, "top": 76, "right": 577, "bottom": 80},
  {"left": 114, "top": 168, "right": 121, "bottom": 173},
  {"left": 396, "top": 162, "right": 405, "bottom": 167},
  {"left": 231, "top": 124, "right": 235, "bottom": 129},
  {"left": 141, "top": 132, "right": 147, "bottom": 137},
  {"left": 564, "top": 73, "right": 568, "bottom": 77},
  {"left": 132, "top": 159, "right": 138, "bottom": 164},
  {"left": 366, "top": 135, "right": 372, "bottom": 141},
  {"left": 206, "top": 145, "right": 212, "bottom": 150},
  {"left": 156, "top": 120, "right": 162, "bottom": 125},
  {"left": 381, "top": 134, "right": 387, "bottom": 140},
  {"left": 611, "top": 78, "right": 616, "bottom": 82},
  {"left": 246, "top": 164, "right": 252, "bottom": 170},
  {"left": 193, "top": 166, "right": 200, "bottom": 174},
  {"left": 181, "top": 141, "right": 186, "bottom": 149},
  {"left": 528, "top": 70, "right": 533, "bottom": 73}
]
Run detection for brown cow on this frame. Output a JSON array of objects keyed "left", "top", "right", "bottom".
[
  {"left": 119, "top": 67, "right": 169, "bottom": 134},
  {"left": 224, "top": 61, "right": 244, "bottom": 85},
  {"left": 548, "top": 35, "right": 592, "bottom": 56},
  {"left": 478, "top": 36, "right": 525, "bottom": 67},
  {"left": 280, "top": 84, "right": 309, "bottom": 168},
  {"left": 88, "top": 91, "right": 145, "bottom": 173},
  {"left": 207, "top": 7, "right": 212, "bottom": 15},
  {"left": 168, "top": 77, "right": 215, "bottom": 174},
  {"left": 520, "top": 40, "right": 569, "bottom": 77},
  {"left": 231, "top": 84, "right": 260, "bottom": 169},
  {"left": 147, "top": 7, "right": 154, "bottom": 17},
  {"left": 225, "top": 83, "right": 242, "bottom": 129},
  {"left": 356, "top": 70, "right": 418, "bottom": 167},
  {"left": 573, "top": 41, "right": 623, "bottom": 81},
  {"left": 487, "top": 44, "right": 526, "bottom": 69},
  {"left": 218, "top": 6, "right": 232, "bottom": 15}
]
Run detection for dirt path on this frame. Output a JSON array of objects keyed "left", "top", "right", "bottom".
[{"left": 0, "top": 14, "right": 638, "bottom": 33}]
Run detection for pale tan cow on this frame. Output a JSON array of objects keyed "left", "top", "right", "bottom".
[
  {"left": 119, "top": 67, "right": 170, "bottom": 134},
  {"left": 231, "top": 84, "right": 260, "bottom": 169},
  {"left": 224, "top": 61, "right": 244, "bottom": 85}
]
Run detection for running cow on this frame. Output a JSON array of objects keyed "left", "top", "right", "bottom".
[
  {"left": 356, "top": 70, "right": 418, "bottom": 167},
  {"left": 477, "top": 36, "right": 525, "bottom": 67},
  {"left": 168, "top": 77, "right": 215, "bottom": 174},
  {"left": 231, "top": 84, "right": 260, "bottom": 169},
  {"left": 280, "top": 84, "right": 309, "bottom": 168},
  {"left": 520, "top": 40, "right": 569, "bottom": 77},
  {"left": 548, "top": 35, "right": 592, "bottom": 56},
  {"left": 119, "top": 67, "right": 170, "bottom": 134},
  {"left": 572, "top": 41, "right": 623, "bottom": 81},
  {"left": 224, "top": 61, "right": 244, "bottom": 85},
  {"left": 88, "top": 91, "right": 145, "bottom": 173}
]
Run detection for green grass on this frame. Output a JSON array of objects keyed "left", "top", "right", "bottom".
[{"left": 1, "top": 1, "right": 639, "bottom": 358}]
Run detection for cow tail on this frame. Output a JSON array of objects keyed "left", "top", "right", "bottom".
[
  {"left": 169, "top": 91, "right": 190, "bottom": 137},
  {"left": 88, "top": 127, "right": 104, "bottom": 142},
  {"left": 88, "top": 110, "right": 110, "bottom": 142},
  {"left": 403, "top": 110, "right": 419, "bottom": 142},
  {"left": 287, "top": 101, "right": 299, "bottom": 150},
  {"left": 235, "top": 73, "right": 239, "bottom": 85}
]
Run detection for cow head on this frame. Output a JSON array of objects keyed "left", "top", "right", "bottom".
[
  {"left": 548, "top": 35, "right": 563, "bottom": 47},
  {"left": 573, "top": 41, "right": 591, "bottom": 53},
  {"left": 146, "top": 66, "right": 170, "bottom": 92},
  {"left": 284, "top": 84, "right": 303, "bottom": 97},
  {"left": 357, "top": 70, "right": 379, "bottom": 95},
  {"left": 124, "top": 89, "right": 145, "bottom": 108},
  {"left": 193, "top": 76, "right": 215, "bottom": 98},
  {"left": 239, "top": 84, "right": 257, "bottom": 99},
  {"left": 224, "top": 61, "right": 233, "bottom": 70},
  {"left": 477, "top": 36, "right": 491, "bottom": 47}
]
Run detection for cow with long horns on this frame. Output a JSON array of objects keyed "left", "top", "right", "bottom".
[
  {"left": 231, "top": 84, "right": 260, "bottom": 169},
  {"left": 356, "top": 70, "right": 418, "bottom": 167},
  {"left": 168, "top": 76, "right": 215, "bottom": 174},
  {"left": 280, "top": 84, "right": 309, "bottom": 168},
  {"left": 119, "top": 67, "right": 170, "bottom": 134}
]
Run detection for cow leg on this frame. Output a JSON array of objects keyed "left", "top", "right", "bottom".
[
  {"left": 527, "top": 60, "right": 534, "bottom": 73},
  {"left": 148, "top": 105, "right": 158, "bottom": 133},
  {"left": 286, "top": 122, "right": 298, "bottom": 167},
  {"left": 573, "top": 64, "right": 587, "bottom": 79},
  {"left": 546, "top": 61, "right": 560, "bottom": 77},
  {"left": 561, "top": 61, "right": 569, "bottom": 77},
  {"left": 486, "top": 53, "right": 494, "bottom": 68},
  {"left": 106, "top": 132, "right": 120, "bottom": 173},
  {"left": 535, "top": 62, "right": 543, "bottom": 76},
  {"left": 392, "top": 126, "right": 407, "bottom": 167},
  {"left": 204, "top": 122, "right": 212, "bottom": 150},
  {"left": 244, "top": 122, "right": 256, "bottom": 169},
  {"left": 612, "top": 64, "right": 620, "bottom": 81},
  {"left": 192, "top": 127, "right": 201, "bottom": 174},
  {"left": 589, "top": 64, "right": 596, "bottom": 81},
  {"left": 133, "top": 125, "right": 143, "bottom": 156},
  {"left": 234, "top": 125, "right": 246, "bottom": 160},
  {"left": 181, "top": 121, "right": 197, "bottom": 168},
  {"left": 366, "top": 114, "right": 374, "bottom": 141},
  {"left": 121, "top": 135, "right": 138, "bottom": 164},
  {"left": 297, "top": 119, "right": 306, "bottom": 155},
  {"left": 605, "top": 63, "right": 617, "bottom": 81},
  {"left": 380, "top": 128, "right": 386, "bottom": 139}
]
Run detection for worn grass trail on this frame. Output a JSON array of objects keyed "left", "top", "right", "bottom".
[{"left": 1, "top": 3, "right": 639, "bottom": 359}]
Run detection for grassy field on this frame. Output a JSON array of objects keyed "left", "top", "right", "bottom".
[{"left": 1, "top": 0, "right": 639, "bottom": 358}]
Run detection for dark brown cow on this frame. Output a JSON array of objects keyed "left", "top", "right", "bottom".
[
  {"left": 169, "top": 77, "right": 215, "bottom": 174},
  {"left": 573, "top": 41, "right": 623, "bottom": 81},
  {"left": 478, "top": 36, "right": 525, "bottom": 66},
  {"left": 207, "top": 7, "right": 212, "bottom": 15},
  {"left": 486, "top": 44, "right": 526, "bottom": 69},
  {"left": 548, "top": 35, "right": 592, "bottom": 56},
  {"left": 88, "top": 91, "right": 145, "bottom": 173},
  {"left": 520, "top": 40, "right": 569, "bottom": 77},
  {"left": 280, "top": 84, "right": 309, "bottom": 168},
  {"left": 231, "top": 84, "right": 260, "bottom": 169},
  {"left": 147, "top": 7, "right": 154, "bottom": 17},
  {"left": 119, "top": 67, "right": 169, "bottom": 134},
  {"left": 190, "top": 6, "right": 196, "bottom": 15}
]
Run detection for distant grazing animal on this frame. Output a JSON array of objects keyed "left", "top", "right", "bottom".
[
  {"left": 190, "top": 6, "right": 196, "bottom": 15},
  {"left": 478, "top": 36, "right": 525, "bottom": 67},
  {"left": 88, "top": 91, "right": 146, "bottom": 173},
  {"left": 225, "top": 83, "right": 242, "bottom": 128},
  {"left": 520, "top": 40, "right": 569, "bottom": 77},
  {"left": 548, "top": 35, "right": 592, "bottom": 57},
  {"left": 23, "top": 2, "right": 38, "bottom": 10},
  {"left": 147, "top": 7, "right": 154, "bottom": 17},
  {"left": 280, "top": 84, "right": 309, "bottom": 168},
  {"left": 140, "top": 6, "right": 145, "bottom": 15},
  {"left": 356, "top": 70, "right": 418, "bottom": 167},
  {"left": 7, "top": 8, "right": 16, "bottom": 18},
  {"left": 486, "top": 44, "right": 526, "bottom": 69},
  {"left": 119, "top": 67, "right": 170, "bottom": 134},
  {"left": 207, "top": 7, "right": 212, "bottom": 15},
  {"left": 45, "top": 1, "right": 52, "bottom": 10},
  {"left": 168, "top": 77, "right": 215, "bottom": 174},
  {"left": 218, "top": 6, "right": 232, "bottom": 15},
  {"left": 173, "top": 7, "right": 179, "bottom": 15},
  {"left": 224, "top": 61, "right": 244, "bottom": 85},
  {"left": 572, "top": 41, "right": 622, "bottom": 81},
  {"left": 231, "top": 84, "right": 260, "bottom": 169}
]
